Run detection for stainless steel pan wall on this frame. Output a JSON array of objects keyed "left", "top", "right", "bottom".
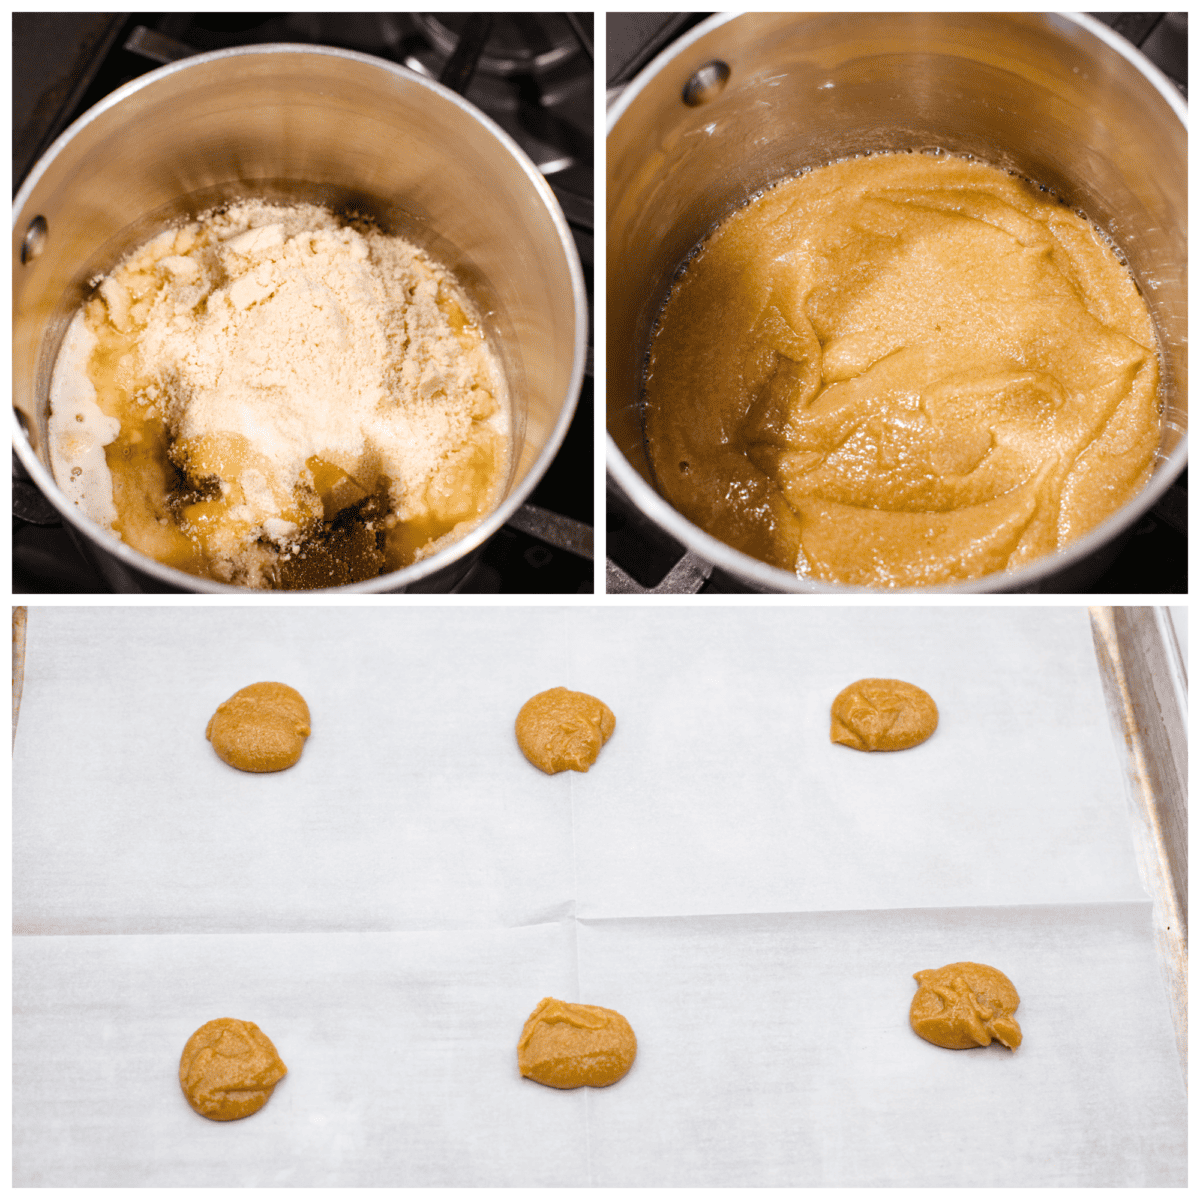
[
  {"left": 14, "top": 45, "right": 586, "bottom": 592},
  {"left": 607, "top": 12, "right": 1186, "bottom": 593}
]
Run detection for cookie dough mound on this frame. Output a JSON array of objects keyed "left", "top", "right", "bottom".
[
  {"left": 830, "top": 678, "right": 938, "bottom": 751},
  {"left": 206, "top": 682, "right": 311, "bottom": 772},
  {"left": 179, "top": 1017, "right": 288, "bottom": 1120},
  {"left": 515, "top": 687, "right": 615, "bottom": 774},
  {"left": 910, "top": 962, "right": 1022, "bottom": 1050},
  {"left": 518, "top": 997, "right": 637, "bottom": 1089}
]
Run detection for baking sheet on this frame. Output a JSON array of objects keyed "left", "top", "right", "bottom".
[{"left": 12, "top": 607, "right": 1185, "bottom": 1186}]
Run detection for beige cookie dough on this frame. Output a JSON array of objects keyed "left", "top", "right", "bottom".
[
  {"left": 179, "top": 1017, "right": 288, "bottom": 1120},
  {"left": 206, "top": 682, "right": 311, "bottom": 772},
  {"left": 910, "top": 962, "right": 1022, "bottom": 1050},
  {"left": 644, "top": 152, "right": 1161, "bottom": 587},
  {"left": 515, "top": 687, "right": 615, "bottom": 774},
  {"left": 830, "top": 678, "right": 938, "bottom": 751},
  {"left": 518, "top": 997, "right": 637, "bottom": 1089}
]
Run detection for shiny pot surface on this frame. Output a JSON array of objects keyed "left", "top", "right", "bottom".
[
  {"left": 607, "top": 12, "right": 1186, "bottom": 593},
  {"left": 14, "top": 44, "right": 586, "bottom": 592}
]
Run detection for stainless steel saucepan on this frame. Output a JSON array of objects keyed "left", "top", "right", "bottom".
[
  {"left": 607, "top": 12, "right": 1186, "bottom": 593},
  {"left": 14, "top": 44, "right": 587, "bottom": 592}
]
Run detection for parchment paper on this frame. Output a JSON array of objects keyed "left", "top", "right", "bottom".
[{"left": 12, "top": 607, "right": 1185, "bottom": 1186}]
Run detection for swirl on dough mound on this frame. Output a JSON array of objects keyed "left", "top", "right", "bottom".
[
  {"left": 515, "top": 687, "right": 615, "bottom": 774},
  {"left": 179, "top": 1017, "right": 287, "bottom": 1120},
  {"left": 518, "top": 997, "right": 637, "bottom": 1088},
  {"left": 830, "top": 677, "right": 937, "bottom": 751},
  {"left": 910, "top": 962, "right": 1023, "bottom": 1050}
]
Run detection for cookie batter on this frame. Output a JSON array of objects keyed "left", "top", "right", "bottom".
[
  {"left": 910, "top": 962, "right": 1022, "bottom": 1050},
  {"left": 206, "top": 682, "right": 311, "bottom": 772},
  {"left": 830, "top": 678, "right": 938, "bottom": 751},
  {"left": 518, "top": 997, "right": 637, "bottom": 1088},
  {"left": 515, "top": 687, "right": 615, "bottom": 774},
  {"left": 179, "top": 1017, "right": 287, "bottom": 1120},
  {"left": 645, "top": 152, "right": 1161, "bottom": 587},
  {"left": 49, "top": 200, "right": 511, "bottom": 589}
]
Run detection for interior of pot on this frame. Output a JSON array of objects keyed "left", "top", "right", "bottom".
[
  {"left": 14, "top": 45, "right": 584, "bottom": 589},
  {"left": 607, "top": 12, "right": 1186, "bottom": 586}
]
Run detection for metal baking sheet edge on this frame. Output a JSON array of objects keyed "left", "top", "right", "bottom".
[
  {"left": 1090, "top": 605, "right": 1187, "bottom": 1078},
  {"left": 13, "top": 605, "right": 28, "bottom": 745}
]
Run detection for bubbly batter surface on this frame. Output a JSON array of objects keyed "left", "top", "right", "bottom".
[{"left": 644, "top": 153, "right": 1161, "bottom": 587}]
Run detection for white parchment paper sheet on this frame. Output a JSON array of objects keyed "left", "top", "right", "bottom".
[
  {"left": 13, "top": 905, "right": 1184, "bottom": 1186},
  {"left": 12, "top": 606, "right": 1183, "bottom": 1185},
  {"left": 14, "top": 921, "right": 584, "bottom": 1187},
  {"left": 15, "top": 606, "right": 1143, "bottom": 933},
  {"left": 14, "top": 607, "right": 581, "bottom": 934},
  {"left": 566, "top": 606, "right": 1147, "bottom": 917},
  {"left": 577, "top": 902, "right": 1185, "bottom": 1187}
]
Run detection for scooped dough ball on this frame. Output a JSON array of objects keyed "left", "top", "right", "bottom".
[
  {"left": 515, "top": 687, "right": 615, "bottom": 774},
  {"left": 518, "top": 997, "right": 637, "bottom": 1089},
  {"left": 179, "top": 1017, "right": 288, "bottom": 1120},
  {"left": 910, "top": 962, "right": 1023, "bottom": 1050},
  {"left": 830, "top": 678, "right": 938, "bottom": 751},
  {"left": 206, "top": 682, "right": 311, "bottom": 772}
]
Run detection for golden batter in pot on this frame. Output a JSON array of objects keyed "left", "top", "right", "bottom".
[{"left": 644, "top": 152, "right": 1161, "bottom": 587}]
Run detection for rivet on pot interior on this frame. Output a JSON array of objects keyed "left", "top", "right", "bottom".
[
  {"left": 682, "top": 61, "right": 730, "bottom": 106},
  {"left": 21, "top": 216, "right": 48, "bottom": 264}
]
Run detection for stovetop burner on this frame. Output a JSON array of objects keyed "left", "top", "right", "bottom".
[
  {"left": 13, "top": 12, "right": 593, "bottom": 594},
  {"left": 605, "top": 12, "right": 1187, "bottom": 595}
]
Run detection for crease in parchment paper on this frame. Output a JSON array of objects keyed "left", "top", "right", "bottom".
[{"left": 562, "top": 611, "right": 596, "bottom": 1186}]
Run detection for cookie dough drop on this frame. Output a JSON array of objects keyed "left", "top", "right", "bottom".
[
  {"left": 515, "top": 687, "right": 615, "bottom": 774},
  {"left": 179, "top": 1017, "right": 288, "bottom": 1120},
  {"left": 518, "top": 997, "right": 637, "bottom": 1089},
  {"left": 910, "top": 962, "right": 1022, "bottom": 1050},
  {"left": 830, "top": 678, "right": 938, "bottom": 751},
  {"left": 206, "top": 682, "right": 311, "bottom": 772}
]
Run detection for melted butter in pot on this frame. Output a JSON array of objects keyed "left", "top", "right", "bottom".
[
  {"left": 48, "top": 201, "right": 511, "bottom": 590},
  {"left": 644, "top": 153, "right": 1161, "bottom": 587}
]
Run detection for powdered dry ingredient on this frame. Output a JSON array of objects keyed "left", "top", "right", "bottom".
[{"left": 48, "top": 200, "right": 511, "bottom": 588}]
